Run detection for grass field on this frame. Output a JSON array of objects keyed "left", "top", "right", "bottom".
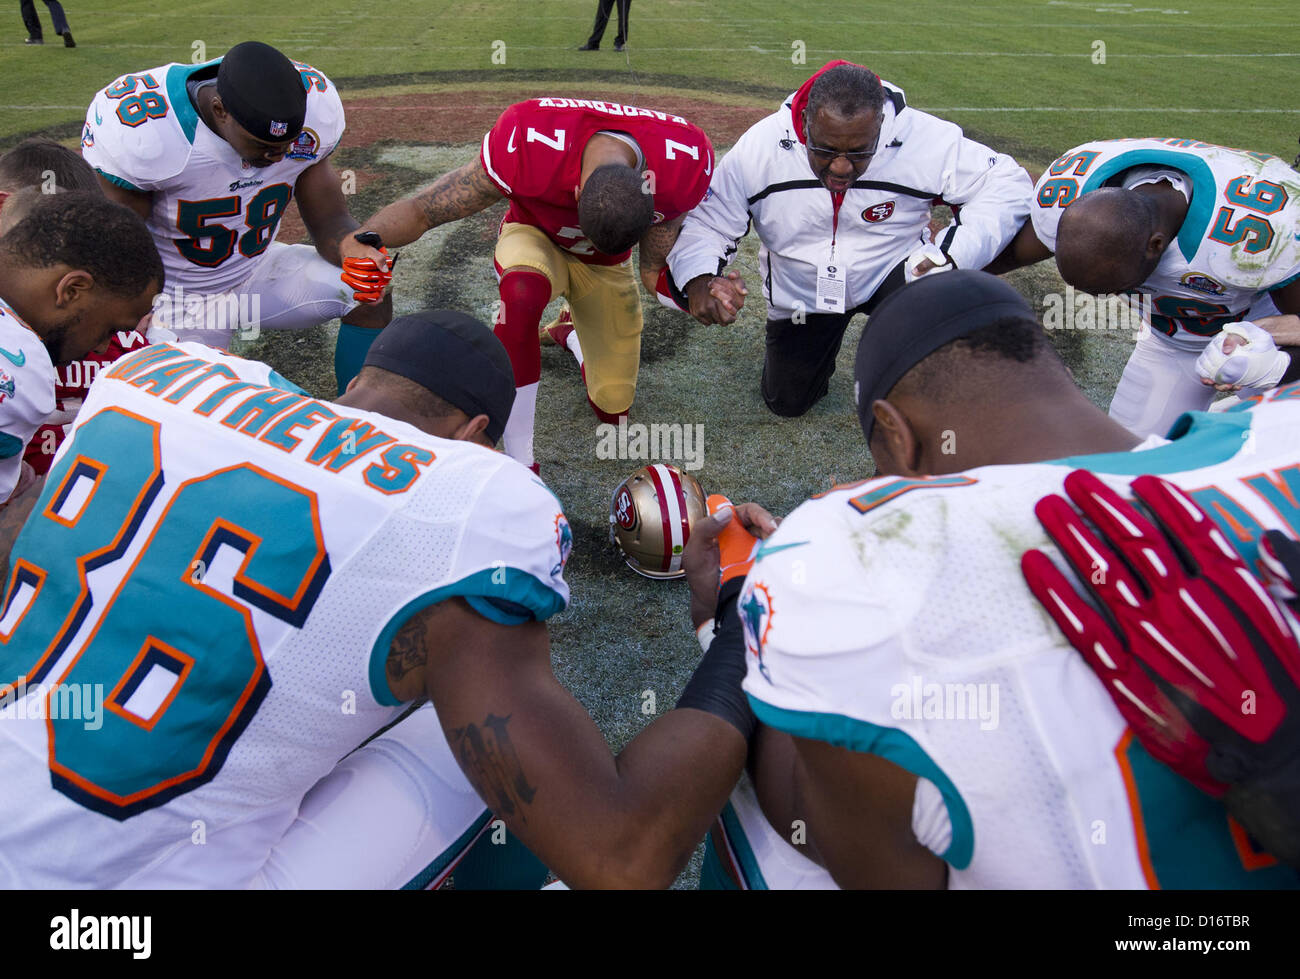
[{"left": 2, "top": 1, "right": 1297, "bottom": 887}]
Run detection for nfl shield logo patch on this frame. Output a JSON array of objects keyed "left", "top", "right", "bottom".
[
  {"left": 863, "top": 201, "right": 895, "bottom": 223},
  {"left": 269, "top": 120, "right": 288, "bottom": 137}
]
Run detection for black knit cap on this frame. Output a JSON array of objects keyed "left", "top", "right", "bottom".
[
  {"left": 216, "top": 41, "right": 307, "bottom": 143},
  {"left": 854, "top": 270, "right": 1037, "bottom": 443},
  {"left": 363, "top": 310, "right": 516, "bottom": 443}
]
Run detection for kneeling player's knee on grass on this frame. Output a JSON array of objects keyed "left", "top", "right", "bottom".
[{"left": 589, "top": 385, "right": 633, "bottom": 423}]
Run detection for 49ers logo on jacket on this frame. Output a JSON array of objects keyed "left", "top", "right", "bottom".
[{"left": 863, "top": 201, "right": 895, "bottom": 223}]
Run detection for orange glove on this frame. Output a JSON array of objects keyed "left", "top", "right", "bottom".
[{"left": 341, "top": 248, "right": 393, "bottom": 304}]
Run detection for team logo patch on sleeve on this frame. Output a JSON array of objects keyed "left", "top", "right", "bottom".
[
  {"left": 739, "top": 579, "right": 775, "bottom": 682},
  {"left": 80, "top": 123, "right": 94, "bottom": 149},
  {"left": 0, "top": 369, "right": 14, "bottom": 404},
  {"left": 863, "top": 201, "right": 895, "bottom": 223},
  {"left": 287, "top": 128, "right": 320, "bottom": 161},
  {"left": 552, "top": 514, "right": 574, "bottom": 576}
]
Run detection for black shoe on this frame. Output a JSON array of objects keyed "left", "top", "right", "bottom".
[
  {"left": 24, "top": 35, "right": 43, "bottom": 44},
  {"left": 614, "top": 41, "right": 625, "bottom": 51},
  {"left": 62, "top": 31, "right": 75, "bottom": 48},
  {"left": 578, "top": 42, "right": 599, "bottom": 50}
]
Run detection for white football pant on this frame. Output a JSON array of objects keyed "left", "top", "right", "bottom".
[{"left": 154, "top": 243, "right": 357, "bottom": 351}]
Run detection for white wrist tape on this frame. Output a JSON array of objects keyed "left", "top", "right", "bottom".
[
  {"left": 904, "top": 244, "right": 954, "bottom": 284},
  {"left": 1195, "top": 321, "right": 1290, "bottom": 390}
]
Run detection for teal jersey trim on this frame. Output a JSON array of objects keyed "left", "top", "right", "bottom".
[
  {"left": 266, "top": 369, "right": 308, "bottom": 397},
  {"left": 1045, "top": 409, "right": 1251, "bottom": 475},
  {"left": 748, "top": 696, "right": 974, "bottom": 869},
  {"left": 401, "top": 810, "right": 493, "bottom": 890},
  {"left": 465, "top": 595, "right": 534, "bottom": 625},
  {"left": 1269, "top": 269, "right": 1300, "bottom": 292},
  {"left": 164, "top": 59, "right": 221, "bottom": 143},
  {"left": 368, "top": 567, "right": 566, "bottom": 706},
  {"left": 0, "top": 431, "right": 23, "bottom": 459},
  {"left": 93, "top": 167, "right": 144, "bottom": 193},
  {"left": 1079, "top": 148, "right": 1218, "bottom": 262},
  {"left": 452, "top": 823, "right": 550, "bottom": 889},
  {"left": 718, "top": 801, "right": 769, "bottom": 889}
]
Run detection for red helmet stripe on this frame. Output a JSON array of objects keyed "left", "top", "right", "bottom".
[{"left": 666, "top": 465, "right": 692, "bottom": 556}]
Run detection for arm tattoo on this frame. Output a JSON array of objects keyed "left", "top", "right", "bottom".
[
  {"left": 415, "top": 163, "right": 504, "bottom": 229},
  {"left": 452, "top": 713, "right": 538, "bottom": 822},
  {"left": 385, "top": 609, "right": 431, "bottom": 693},
  {"left": 638, "top": 217, "right": 684, "bottom": 271}
]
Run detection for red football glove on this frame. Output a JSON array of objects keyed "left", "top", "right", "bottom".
[
  {"left": 341, "top": 249, "right": 393, "bottom": 304},
  {"left": 1022, "top": 469, "right": 1300, "bottom": 867},
  {"left": 1259, "top": 529, "right": 1300, "bottom": 606}
]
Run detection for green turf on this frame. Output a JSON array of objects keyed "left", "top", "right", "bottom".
[
  {"left": 3, "top": 0, "right": 1298, "bottom": 156},
  {"left": 1, "top": 0, "right": 1290, "bottom": 889}
]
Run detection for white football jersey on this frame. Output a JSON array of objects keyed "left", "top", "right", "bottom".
[
  {"left": 1031, "top": 138, "right": 1300, "bottom": 349},
  {"left": 0, "top": 300, "right": 56, "bottom": 501},
  {"left": 740, "top": 393, "right": 1300, "bottom": 889},
  {"left": 0, "top": 342, "right": 571, "bottom": 888},
  {"left": 81, "top": 58, "right": 345, "bottom": 299}
]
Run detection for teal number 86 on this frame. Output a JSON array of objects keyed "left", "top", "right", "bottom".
[{"left": 0, "top": 408, "right": 331, "bottom": 820}]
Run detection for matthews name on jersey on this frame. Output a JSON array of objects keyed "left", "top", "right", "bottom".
[
  {"left": 1031, "top": 138, "right": 1300, "bottom": 347},
  {"left": 667, "top": 68, "right": 1032, "bottom": 321},
  {"left": 81, "top": 58, "right": 345, "bottom": 299},
  {"left": 480, "top": 98, "right": 714, "bottom": 265},
  {"left": 0, "top": 299, "right": 55, "bottom": 502},
  {"left": 734, "top": 395, "right": 1300, "bottom": 889},
  {"left": 0, "top": 343, "right": 570, "bottom": 887}
]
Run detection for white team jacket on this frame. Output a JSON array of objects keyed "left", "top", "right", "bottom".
[{"left": 667, "top": 82, "right": 1032, "bottom": 321}]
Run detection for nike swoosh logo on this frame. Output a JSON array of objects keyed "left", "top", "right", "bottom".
[
  {"left": 755, "top": 540, "right": 809, "bottom": 561},
  {"left": 94, "top": 106, "right": 103, "bottom": 125},
  {"left": 0, "top": 346, "right": 25, "bottom": 367},
  {"left": 507, "top": 126, "right": 517, "bottom": 153}
]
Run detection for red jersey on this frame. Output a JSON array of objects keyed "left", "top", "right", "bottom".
[
  {"left": 24, "top": 329, "right": 152, "bottom": 475},
  {"left": 479, "top": 98, "right": 714, "bottom": 265}
]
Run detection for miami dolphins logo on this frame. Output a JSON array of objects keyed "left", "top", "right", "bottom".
[
  {"left": 552, "top": 513, "right": 573, "bottom": 576},
  {"left": 0, "top": 370, "right": 14, "bottom": 405},
  {"left": 739, "top": 580, "right": 775, "bottom": 682}
]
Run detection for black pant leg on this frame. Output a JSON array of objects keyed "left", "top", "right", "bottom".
[
  {"left": 20, "top": 0, "right": 43, "bottom": 38},
  {"left": 761, "top": 310, "right": 854, "bottom": 417},
  {"left": 43, "top": 1, "right": 69, "bottom": 35},
  {"left": 586, "top": 0, "right": 615, "bottom": 46},
  {"left": 862, "top": 259, "right": 907, "bottom": 315},
  {"left": 614, "top": 0, "right": 630, "bottom": 44},
  {"left": 758, "top": 262, "right": 907, "bottom": 417}
]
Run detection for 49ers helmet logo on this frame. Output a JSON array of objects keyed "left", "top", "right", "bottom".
[
  {"left": 863, "top": 201, "right": 895, "bottom": 222},
  {"left": 614, "top": 488, "right": 637, "bottom": 530}
]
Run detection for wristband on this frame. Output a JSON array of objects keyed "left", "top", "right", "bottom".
[{"left": 676, "top": 579, "right": 756, "bottom": 740}]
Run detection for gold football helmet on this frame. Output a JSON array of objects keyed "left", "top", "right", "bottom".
[{"left": 609, "top": 464, "right": 708, "bottom": 579}]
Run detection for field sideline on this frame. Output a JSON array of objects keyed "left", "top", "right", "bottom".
[{"left": 1, "top": 1, "right": 1296, "bottom": 887}]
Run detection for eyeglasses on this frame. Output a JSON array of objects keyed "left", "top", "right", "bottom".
[{"left": 804, "top": 123, "right": 881, "bottom": 164}]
